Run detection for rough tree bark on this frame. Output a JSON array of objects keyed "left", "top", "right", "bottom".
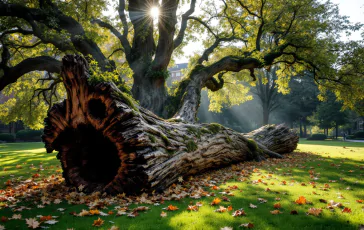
[{"left": 42, "top": 55, "right": 299, "bottom": 195}]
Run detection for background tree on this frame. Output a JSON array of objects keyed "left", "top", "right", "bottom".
[
  {"left": 0, "top": 0, "right": 362, "bottom": 127},
  {"left": 251, "top": 67, "right": 282, "bottom": 126},
  {"left": 309, "top": 93, "right": 351, "bottom": 138}
]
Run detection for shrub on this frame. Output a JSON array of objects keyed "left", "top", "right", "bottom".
[
  {"left": 16, "top": 130, "right": 43, "bottom": 141},
  {"left": 346, "top": 135, "right": 354, "bottom": 140},
  {"left": 353, "top": 131, "right": 364, "bottom": 138},
  {"left": 0, "top": 133, "right": 15, "bottom": 142},
  {"left": 307, "top": 134, "right": 327, "bottom": 140}
]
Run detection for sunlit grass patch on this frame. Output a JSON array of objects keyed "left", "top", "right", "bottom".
[{"left": 0, "top": 141, "right": 363, "bottom": 229}]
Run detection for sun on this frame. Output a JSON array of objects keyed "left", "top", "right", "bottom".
[{"left": 150, "top": 6, "right": 159, "bottom": 19}]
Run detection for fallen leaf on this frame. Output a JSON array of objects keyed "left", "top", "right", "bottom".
[
  {"left": 249, "top": 203, "right": 257, "bottom": 209},
  {"left": 26, "top": 218, "right": 40, "bottom": 229},
  {"left": 240, "top": 223, "right": 254, "bottom": 228},
  {"left": 44, "top": 220, "right": 58, "bottom": 225},
  {"left": 11, "top": 214, "right": 22, "bottom": 220},
  {"left": 307, "top": 208, "right": 322, "bottom": 216},
  {"left": 357, "top": 200, "right": 363, "bottom": 203},
  {"left": 108, "top": 226, "right": 119, "bottom": 230},
  {"left": 232, "top": 210, "right": 246, "bottom": 217},
  {"left": 270, "top": 210, "right": 282, "bottom": 215},
  {"left": 295, "top": 196, "right": 307, "bottom": 205},
  {"left": 39, "top": 216, "right": 52, "bottom": 222},
  {"left": 92, "top": 218, "right": 104, "bottom": 227},
  {"left": 166, "top": 205, "right": 178, "bottom": 211},
  {"left": 227, "top": 206, "right": 233, "bottom": 211},
  {"left": 273, "top": 203, "right": 281, "bottom": 209},
  {"left": 133, "top": 206, "right": 149, "bottom": 212},
  {"left": 290, "top": 210, "right": 298, "bottom": 215},
  {"left": 342, "top": 207, "right": 352, "bottom": 213},
  {"left": 215, "top": 206, "right": 228, "bottom": 213},
  {"left": 160, "top": 211, "right": 167, "bottom": 217},
  {"left": 258, "top": 198, "right": 267, "bottom": 203},
  {"left": 220, "top": 227, "right": 233, "bottom": 230},
  {"left": 319, "top": 199, "right": 327, "bottom": 203},
  {"left": 89, "top": 209, "right": 100, "bottom": 215},
  {"left": 187, "top": 205, "right": 199, "bottom": 211},
  {"left": 211, "top": 198, "right": 221, "bottom": 206}
]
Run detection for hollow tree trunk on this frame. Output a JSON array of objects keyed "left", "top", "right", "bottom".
[{"left": 42, "top": 55, "right": 298, "bottom": 195}]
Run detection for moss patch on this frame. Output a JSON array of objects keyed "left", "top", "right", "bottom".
[
  {"left": 186, "top": 140, "right": 198, "bottom": 152},
  {"left": 207, "top": 123, "right": 223, "bottom": 134}
]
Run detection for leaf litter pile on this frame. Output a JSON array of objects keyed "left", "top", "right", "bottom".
[{"left": 0, "top": 151, "right": 363, "bottom": 229}]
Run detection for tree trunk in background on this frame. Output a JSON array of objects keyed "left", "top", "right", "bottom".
[
  {"left": 335, "top": 123, "right": 338, "bottom": 139},
  {"left": 299, "top": 119, "right": 303, "bottom": 138},
  {"left": 304, "top": 123, "right": 307, "bottom": 138},
  {"left": 42, "top": 55, "right": 299, "bottom": 195},
  {"left": 263, "top": 105, "right": 269, "bottom": 125}
]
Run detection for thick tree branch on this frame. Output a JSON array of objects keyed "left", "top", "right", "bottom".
[
  {"left": 0, "top": 56, "right": 61, "bottom": 91},
  {"left": 198, "top": 37, "right": 248, "bottom": 64},
  {"left": 0, "top": 2, "right": 110, "bottom": 71},
  {"left": 152, "top": 0, "right": 179, "bottom": 70},
  {"left": 173, "top": 0, "right": 196, "bottom": 49},
  {"left": 91, "top": 18, "right": 131, "bottom": 60},
  {"left": 118, "top": 0, "right": 129, "bottom": 38}
]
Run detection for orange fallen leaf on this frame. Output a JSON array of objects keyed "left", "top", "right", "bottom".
[
  {"left": 89, "top": 209, "right": 100, "bottom": 215},
  {"left": 211, "top": 198, "right": 221, "bottom": 206},
  {"left": 273, "top": 203, "right": 281, "bottom": 209},
  {"left": 342, "top": 207, "right": 352, "bottom": 213},
  {"left": 166, "top": 205, "right": 178, "bottom": 211},
  {"left": 227, "top": 206, "right": 233, "bottom": 211},
  {"left": 107, "top": 211, "right": 114, "bottom": 215},
  {"left": 92, "top": 218, "right": 104, "bottom": 227},
  {"left": 356, "top": 200, "right": 363, "bottom": 203},
  {"left": 39, "top": 215, "right": 52, "bottom": 222},
  {"left": 295, "top": 196, "right": 307, "bottom": 205}
]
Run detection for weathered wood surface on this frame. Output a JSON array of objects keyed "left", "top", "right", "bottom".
[{"left": 42, "top": 55, "right": 298, "bottom": 194}]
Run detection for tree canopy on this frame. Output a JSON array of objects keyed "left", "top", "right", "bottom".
[{"left": 0, "top": 0, "right": 363, "bottom": 128}]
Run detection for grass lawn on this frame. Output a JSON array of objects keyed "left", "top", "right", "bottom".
[{"left": 0, "top": 140, "right": 363, "bottom": 230}]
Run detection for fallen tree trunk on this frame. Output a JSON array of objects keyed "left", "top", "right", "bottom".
[{"left": 42, "top": 55, "right": 298, "bottom": 195}]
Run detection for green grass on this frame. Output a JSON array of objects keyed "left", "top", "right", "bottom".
[{"left": 0, "top": 141, "right": 363, "bottom": 230}]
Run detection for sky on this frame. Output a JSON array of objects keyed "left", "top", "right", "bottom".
[{"left": 176, "top": 0, "right": 364, "bottom": 63}]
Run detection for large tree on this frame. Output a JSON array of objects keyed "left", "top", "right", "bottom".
[{"left": 0, "top": 0, "right": 362, "bottom": 124}]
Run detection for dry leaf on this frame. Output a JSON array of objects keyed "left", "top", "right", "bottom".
[
  {"left": 133, "top": 206, "right": 149, "bottom": 212},
  {"left": 89, "top": 209, "right": 100, "bottom": 215},
  {"left": 270, "top": 210, "right": 282, "bottom": 215},
  {"left": 187, "top": 205, "right": 199, "bottom": 211},
  {"left": 92, "top": 218, "right": 104, "bottom": 227},
  {"left": 211, "top": 198, "right": 221, "bottom": 206},
  {"left": 249, "top": 203, "right": 257, "bottom": 209},
  {"left": 232, "top": 210, "right": 246, "bottom": 217},
  {"left": 307, "top": 208, "right": 322, "bottom": 216},
  {"left": 273, "top": 203, "right": 281, "bottom": 209},
  {"left": 166, "top": 205, "right": 178, "bottom": 211},
  {"left": 290, "top": 210, "right": 298, "bottom": 215},
  {"left": 342, "top": 207, "right": 352, "bottom": 213},
  {"left": 240, "top": 223, "right": 254, "bottom": 228},
  {"left": 44, "top": 220, "right": 58, "bottom": 225},
  {"left": 160, "top": 211, "right": 167, "bottom": 217},
  {"left": 11, "top": 214, "right": 22, "bottom": 220},
  {"left": 295, "top": 196, "right": 307, "bottom": 205},
  {"left": 26, "top": 218, "right": 40, "bottom": 229},
  {"left": 215, "top": 206, "right": 228, "bottom": 213},
  {"left": 258, "top": 198, "right": 267, "bottom": 203}
]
